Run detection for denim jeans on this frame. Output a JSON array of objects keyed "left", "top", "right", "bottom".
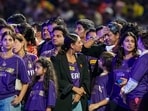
[
  {"left": 72, "top": 101, "right": 82, "bottom": 111},
  {"left": 72, "top": 94, "right": 83, "bottom": 111},
  {"left": 0, "top": 96, "right": 21, "bottom": 111}
]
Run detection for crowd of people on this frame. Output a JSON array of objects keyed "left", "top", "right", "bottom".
[
  {"left": 0, "top": 13, "right": 148, "bottom": 111},
  {"left": 0, "top": 0, "right": 147, "bottom": 27}
]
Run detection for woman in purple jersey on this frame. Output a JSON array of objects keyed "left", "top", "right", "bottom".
[
  {"left": 0, "top": 24, "right": 15, "bottom": 52},
  {"left": 13, "top": 33, "right": 38, "bottom": 110},
  {"left": 0, "top": 32, "right": 29, "bottom": 111},
  {"left": 25, "top": 57, "right": 58, "bottom": 111},
  {"left": 89, "top": 52, "right": 114, "bottom": 111},
  {"left": 13, "top": 33, "right": 37, "bottom": 80},
  {"left": 53, "top": 33, "right": 90, "bottom": 111},
  {"left": 121, "top": 31, "right": 148, "bottom": 111},
  {"left": 107, "top": 31, "right": 139, "bottom": 111}
]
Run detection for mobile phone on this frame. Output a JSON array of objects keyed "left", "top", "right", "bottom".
[{"left": 116, "top": 79, "right": 123, "bottom": 84}]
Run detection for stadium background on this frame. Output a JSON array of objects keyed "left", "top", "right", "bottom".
[{"left": 0, "top": 0, "right": 147, "bottom": 29}]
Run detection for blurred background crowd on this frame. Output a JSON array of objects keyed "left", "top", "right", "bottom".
[{"left": 0, "top": 0, "right": 147, "bottom": 29}]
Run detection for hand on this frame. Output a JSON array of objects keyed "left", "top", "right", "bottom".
[
  {"left": 120, "top": 86, "right": 126, "bottom": 104},
  {"left": 119, "top": 78, "right": 128, "bottom": 86},
  {"left": 72, "top": 94, "right": 81, "bottom": 104},
  {"left": 97, "top": 26, "right": 109, "bottom": 38},
  {"left": 102, "top": 26, "right": 109, "bottom": 35},
  {"left": 46, "top": 108, "right": 52, "bottom": 111},
  {"left": 89, "top": 104, "right": 99, "bottom": 111},
  {"left": 115, "top": 78, "right": 128, "bottom": 87},
  {"left": 11, "top": 95, "right": 21, "bottom": 106},
  {"left": 72, "top": 87, "right": 86, "bottom": 96},
  {"left": 80, "top": 87, "right": 86, "bottom": 95},
  {"left": 120, "top": 86, "right": 125, "bottom": 96}
]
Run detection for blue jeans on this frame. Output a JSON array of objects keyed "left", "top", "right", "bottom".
[
  {"left": 0, "top": 96, "right": 21, "bottom": 111},
  {"left": 72, "top": 101, "right": 82, "bottom": 111}
]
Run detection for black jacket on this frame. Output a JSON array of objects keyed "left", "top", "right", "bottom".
[{"left": 53, "top": 53, "right": 90, "bottom": 111}]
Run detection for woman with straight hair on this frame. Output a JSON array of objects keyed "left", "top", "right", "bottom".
[
  {"left": 53, "top": 33, "right": 90, "bottom": 111},
  {"left": 0, "top": 32, "right": 29, "bottom": 111}
]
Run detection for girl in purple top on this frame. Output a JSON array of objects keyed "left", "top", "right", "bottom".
[
  {"left": 0, "top": 32, "right": 29, "bottom": 111},
  {"left": 89, "top": 52, "right": 114, "bottom": 111},
  {"left": 25, "top": 57, "right": 57, "bottom": 111}
]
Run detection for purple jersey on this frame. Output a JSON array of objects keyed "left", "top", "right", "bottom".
[
  {"left": 90, "top": 74, "right": 108, "bottom": 111},
  {"left": 25, "top": 80, "right": 56, "bottom": 111},
  {"left": 111, "top": 59, "right": 135, "bottom": 108},
  {"left": 128, "top": 54, "right": 148, "bottom": 99},
  {"left": 114, "top": 59, "right": 131, "bottom": 82},
  {"left": 69, "top": 62, "right": 80, "bottom": 87},
  {"left": 23, "top": 53, "right": 37, "bottom": 79},
  {"left": 0, "top": 54, "right": 30, "bottom": 99}
]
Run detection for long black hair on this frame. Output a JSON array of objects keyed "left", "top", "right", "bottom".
[
  {"left": 31, "top": 57, "right": 58, "bottom": 96},
  {"left": 60, "top": 33, "right": 79, "bottom": 54},
  {"left": 113, "top": 31, "right": 139, "bottom": 69}
]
